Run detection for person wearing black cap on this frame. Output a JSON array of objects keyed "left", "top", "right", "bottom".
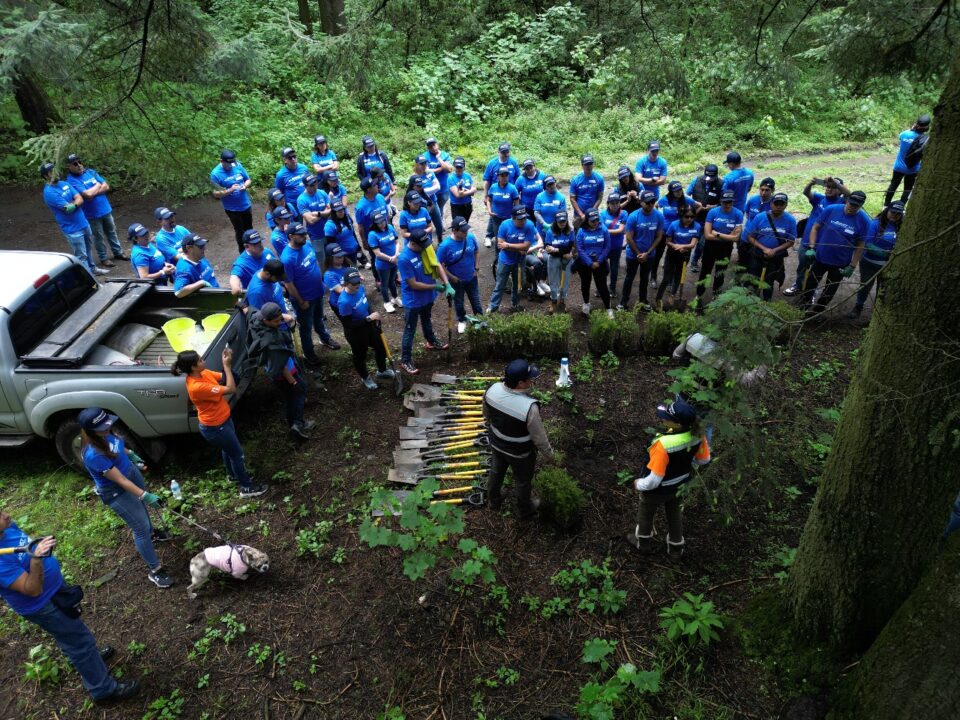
[
  {"left": 322, "top": 169, "right": 348, "bottom": 206},
  {"left": 575, "top": 208, "right": 614, "bottom": 317},
  {"left": 849, "top": 202, "right": 904, "bottom": 318},
  {"left": 367, "top": 211, "right": 401, "bottom": 311},
  {"left": 356, "top": 136, "right": 395, "bottom": 183},
  {"left": 655, "top": 207, "right": 700, "bottom": 306},
  {"left": 397, "top": 229, "right": 450, "bottom": 375},
  {"left": 324, "top": 201, "right": 360, "bottom": 264},
  {"left": 210, "top": 149, "right": 253, "bottom": 252},
  {"left": 281, "top": 222, "right": 340, "bottom": 364},
  {"left": 270, "top": 206, "right": 293, "bottom": 256},
  {"left": 745, "top": 192, "right": 797, "bottom": 301},
  {"left": 337, "top": 270, "right": 392, "bottom": 390},
  {"left": 448, "top": 157, "right": 477, "bottom": 222},
  {"left": 274, "top": 148, "right": 308, "bottom": 215},
  {"left": 399, "top": 192, "right": 435, "bottom": 242},
  {"left": 413, "top": 155, "right": 445, "bottom": 237},
  {"left": 371, "top": 166, "right": 397, "bottom": 217},
  {"left": 482, "top": 142, "right": 520, "bottom": 203},
  {"left": 64, "top": 154, "right": 126, "bottom": 266},
  {"left": 483, "top": 359, "right": 554, "bottom": 518},
  {"left": 354, "top": 177, "right": 389, "bottom": 263},
  {"left": 516, "top": 159, "right": 546, "bottom": 220},
  {"left": 323, "top": 243, "right": 353, "bottom": 322},
  {"left": 265, "top": 188, "right": 297, "bottom": 232},
  {"left": 174, "top": 235, "right": 219, "bottom": 298},
  {"left": 784, "top": 176, "right": 850, "bottom": 296},
  {"left": 229, "top": 229, "right": 275, "bottom": 294},
  {"left": 484, "top": 166, "right": 520, "bottom": 248},
  {"left": 153, "top": 207, "right": 191, "bottom": 263},
  {"left": 246, "top": 258, "right": 288, "bottom": 314},
  {"left": 543, "top": 210, "right": 576, "bottom": 313},
  {"left": 533, "top": 175, "right": 567, "bottom": 234},
  {"left": 686, "top": 164, "right": 723, "bottom": 272},
  {"left": 489, "top": 206, "right": 536, "bottom": 313},
  {"left": 695, "top": 191, "right": 744, "bottom": 306},
  {"left": 617, "top": 165, "right": 642, "bottom": 213},
  {"left": 128, "top": 223, "right": 175, "bottom": 284},
  {"left": 721, "top": 151, "right": 754, "bottom": 214},
  {"left": 78, "top": 407, "right": 173, "bottom": 587},
  {"left": 438, "top": 216, "right": 483, "bottom": 333},
  {"left": 246, "top": 302, "right": 312, "bottom": 439},
  {"left": 40, "top": 161, "right": 104, "bottom": 276},
  {"left": 297, "top": 173, "right": 331, "bottom": 250},
  {"left": 627, "top": 397, "right": 711, "bottom": 560},
  {"left": 601, "top": 192, "right": 628, "bottom": 297},
  {"left": 311, "top": 135, "right": 339, "bottom": 174},
  {"left": 635, "top": 141, "right": 668, "bottom": 200},
  {"left": 885, "top": 114, "right": 931, "bottom": 206},
  {"left": 425, "top": 138, "right": 454, "bottom": 220},
  {"left": 653, "top": 181, "right": 699, "bottom": 288},
  {"left": 740, "top": 177, "right": 775, "bottom": 270},
  {"left": 801, "top": 190, "right": 871, "bottom": 315},
  {"left": 621, "top": 191, "right": 664, "bottom": 311},
  {"left": 569, "top": 154, "right": 605, "bottom": 229}
]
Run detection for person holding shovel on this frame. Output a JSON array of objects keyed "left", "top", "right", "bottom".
[
  {"left": 397, "top": 229, "right": 452, "bottom": 375},
  {"left": 543, "top": 210, "right": 576, "bottom": 313},
  {"left": 483, "top": 359, "right": 554, "bottom": 518},
  {"left": 338, "top": 270, "right": 393, "bottom": 390},
  {"left": 655, "top": 208, "right": 700, "bottom": 306},
  {"left": 438, "top": 216, "right": 483, "bottom": 334},
  {"left": 746, "top": 192, "right": 797, "bottom": 301}
]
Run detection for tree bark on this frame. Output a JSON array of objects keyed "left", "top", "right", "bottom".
[
  {"left": 297, "top": 0, "right": 313, "bottom": 34},
  {"left": 13, "top": 69, "right": 60, "bottom": 135},
  {"left": 829, "top": 535, "right": 960, "bottom": 719},
  {"left": 317, "top": 0, "right": 346, "bottom": 36},
  {"left": 787, "top": 49, "right": 960, "bottom": 652}
]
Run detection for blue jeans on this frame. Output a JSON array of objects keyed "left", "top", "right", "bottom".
[
  {"left": 401, "top": 303, "right": 438, "bottom": 363},
  {"left": 486, "top": 215, "right": 506, "bottom": 241},
  {"left": 199, "top": 417, "right": 253, "bottom": 487},
  {"left": 63, "top": 226, "right": 97, "bottom": 273},
  {"left": 428, "top": 202, "right": 444, "bottom": 238},
  {"left": 489, "top": 261, "right": 521, "bottom": 311},
  {"left": 546, "top": 255, "right": 573, "bottom": 301},
  {"left": 608, "top": 245, "right": 624, "bottom": 295},
  {"left": 103, "top": 464, "right": 159, "bottom": 569},
  {"left": 378, "top": 264, "right": 399, "bottom": 303},
  {"left": 793, "top": 248, "right": 813, "bottom": 289},
  {"left": 436, "top": 191, "right": 449, "bottom": 221},
  {"left": 295, "top": 298, "right": 333, "bottom": 362},
  {"left": 23, "top": 602, "right": 117, "bottom": 700},
  {"left": 692, "top": 237, "right": 706, "bottom": 265},
  {"left": 855, "top": 257, "right": 885, "bottom": 309},
  {"left": 453, "top": 276, "right": 483, "bottom": 320},
  {"left": 88, "top": 213, "right": 123, "bottom": 260}
]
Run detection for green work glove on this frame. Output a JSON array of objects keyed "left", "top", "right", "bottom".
[
  {"left": 865, "top": 243, "right": 886, "bottom": 256},
  {"left": 444, "top": 283, "right": 455, "bottom": 298},
  {"left": 65, "top": 203, "right": 76, "bottom": 213},
  {"left": 434, "top": 282, "right": 445, "bottom": 292},
  {"left": 804, "top": 248, "right": 816, "bottom": 259},
  {"left": 128, "top": 450, "right": 144, "bottom": 466},
  {"left": 841, "top": 265, "right": 854, "bottom": 278},
  {"left": 141, "top": 492, "right": 160, "bottom": 506}
]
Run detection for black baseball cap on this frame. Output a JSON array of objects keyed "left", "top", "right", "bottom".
[
  {"left": 504, "top": 359, "right": 541, "bottom": 383},
  {"left": 127, "top": 223, "right": 148, "bottom": 239},
  {"left": 916, "top": 114, "right": 931, "bottom": 129},
  {"left": 451, "top": 216, "right": 469, "bottom": 232},
  {"left": 405, "top": 191, "right": 422, "bottom": 204},
  {"left": 260, "top": 302, "right": 283, "bottom": 321},
  {"left": 371, "top": 207, "right": 388, "bottom": 223},
  {"left": 66, "top": 153, "right": 81, "bottom": 165},
  {"left": 581, "top": 154, "right": 595, "bottom": 166},
  {"left": 512, "top": 206, "right": 528, "bottom": 219},
  {"left": 155, "top": 206, "right": 175, "bottom": 220},
  {"left": 362, "top": 135, "right": 376, "bottom": 148},
  {"left": 498, "top": 142, "right": 511, "bottom": 153},
  {"left": 607, "top": 192, "right": 621, "bottom": 204},
  {"left": 759, "top": 177, "right": 775, "bottom": 189},
  {"left": 586, "top": 208, "right": 600, "bottom": 222},
  {"left": 409, "top": 174, "right": 424, "bottom": 186},
  {"left": 326, "top": 170, "right": 340, "bottom": 182},
  {"left": 287, "top": 222, "right": 307, "bottom": 236},
  {"left": 721, "top": 191, "right": 735, "bottom": 202},
  {"left": 617, "top": 165, "right": 631, "bottom": 179},
  {"left": 314, "top": 135, "right": 327, "bottom": 145},
  {"left": 425, "top": 137, "right": 438, "bottom": 147},
  {"left": 408, "top": 228, "right": 429, "bottom": 246},
  {"left": 281, "top": 147, "right": 297, "bottom": 158},
  {"left": 668, "top": 180, "right": 683, "bottom": 192},
  {"left": 888, "top": 200, "right": 906, "bottom": 214},
  {"left": 848, "top": 190, "right": 867, "bottom": 207},
  {"left": 544, "top": 175, "right": 557, "bottom": 186},
  {"left": 640, "top": 190, "right": 656, "bottom": 203},
  {"left": 453, "top": 157, "right": 465, "bottom": 168},
  {"left": 771, "top": 192, "right": 788, "bottom": 204},
  {"left": 242, "top": 229, "right": 262, "bottom": 244},
  {"left": 648, "top": 141, "right": 661, "bottom": 151},
  {"left": 78, "top": 407, "right": 118, "bottom": 432},
  {"left": 497, "top": 166, "right": 510, "bottom": 175},
  {"left": 343, "top": 270, "right": 362, "bottom": 285},
  {"left": 415, "top": 154, "right": 427, "bottom": 165},
  {"left": 522, "top": 158, "right": 535, "bottom": 169},
  {"left": 182, "top": 233, "right": 208, "bottom": 248},
  {"left": 303, "top": 173, "right": 318, "bottom": 186},
  {"left": 360, "top": 176, "right": 374, "bottom": 191},
  {"left": 704, "top": 164, "right": 719, "bottom": 177},
  {"left": 725, "top": 151, "right": 742, "bottom": 164},
  {"left": 268, "top": 188, "right": 285, "bottom": 203},
  {"left": 555, "top": 210, "right": 569, "bottom": 223},
  {"left": 331, "top": 200, "right": 345, "bottom": 212},
  {"left": 325, "top": 243, "right": 347, "bottom": 258},
  {"left": 272, "top": 206, "right": 292, "bottom": 220},
  {"left": 220, "top": 149, "right": 236, "bottom": 161},
  {"left": 39, "top": 161, "right": 55, "bottom": 177},
  {"left": 656, "top": 397, "right": 697, "bottom": 425}
]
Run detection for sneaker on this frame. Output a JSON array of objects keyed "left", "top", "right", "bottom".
[
  {"left": 581, "top": 303, "right": 591, "bottom": 316},
  {"left": 394, "top": 296, "right": 403, "bottom": 307},
  {"left": 101, "top": 258, "right": 116, "bottom": 268},
  {"left": 147, "top": 567, "right": 174, "bottom": 589},
  {"left": 846, "top": 306, "right": 863, "bottom": 319},
  {"left": 539, "top": 281, "right": 551, "bottom": 295},
  {"left": 302, "top": 420, "right": 317, "bottom": 431},
  {"left": 384, "top": 301, "right": 396, "bottom": 313},
  {"left": 239, "top": 483, "right": 269, "bottom": 499},
  {"left": 376, "top": 369, "right": 396, "bottom": 380},
  {"left": 485, "top": 306, "right": 495, "bottom": 315},
  {"left": 320, "top": 338, "right": 341, "bottom": 350},
  {"left": 484, "top": 238, "right": 492, "bottom": 248},
  {"left": 457, "top": 321, "right": 466, "bottom": 334},
  {"left": 424, "top": 340, "right": 449, "bottom": 351},
  {"left": 690, "top": 262, "right": 701, "bottom": 273},
  {"left": 113, "top": 253, "right": 129, "bottom": 261},
  {"left": 151, "top": 528, "right": 172, "bottom": 543},
  {"left": 400, "top": 361, "right": 419, "bottom": 374},
  {"left": 639, "top": 303, "right": 652, "bottom": 312},
  {"left": 650, "top": 278, "right": 658, "bottom": 289},
  {"left": 606, "top": 308, "right": 615, "bottom": 319},
  {"left": 363, "top": 261, "right": 372, "bottom": 270},
  {"left": 290, "top": 422, "right": 312, "bottom": 439},
  {"left": 95, "top": 679, "right": 140, "bottom": 704},
  {"left": 93, "top": 267, "right": 110, "bottom": 276},
  {"left": 783, "top": 285, "right": 799, "bottom": 297},
  {"left": 362, "top": 376, "right": 378, "bottom": 390},
  {"left": 616, "top": 304, "right": 625, "bottom": 311},
  {"left": 99, "top": 645, "right": 116, "bottom": 663}
]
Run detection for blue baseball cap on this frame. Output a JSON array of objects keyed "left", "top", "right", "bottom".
[
  {"left": 272, "top": 206, "right": 292, "bottom": 220},
  {"left": 303, "top": 173, "right": 318, "bottom": 186},
  {"left": 331, "top": 199, "right": 345, "bottom": 212},
  {"left": 344, "top": 270, "right": 362, "bottom": 285},
  {"left": 127, "top": 223, "right": 148, "bottom": 239},
  {"left": 648, "top": 141, "right": 661, "bottom": 151},
  {"left": 242, "top": 229, "right": 263, "bottom": 244},
  {"left": 325, "top": 243, "right": 346, "bottom": 258},
  {"left": 512, "top": 206, "right": 528, "bottom": 219},
  {"left": 656, "top": 397, "right": 698, "bottom": 425},
  {"left": 360, "top": 176, "right": 374, "bottom": 191},
  {"left": 415, "top": 154, "right": 428, "bottom": 165},
  {"left": 220, "top": 149, "right": 236, "bottom": 162},
  {"left": 181, "top": 233, "right": 208, "bottom": 248},
  {"left": 78, "top": 407, "right": 118, "bottom": 432},
  {"left": 721, "top": 190, "right": 735, "bottom": 202},
  {"left": 640, "top": 190, "right": 656, "bottom": 203},
  {"left": 154, "top": 207, "right": 175, "bottom": 220},
  {"left": 504, "top": 359, "right": 541, "bottom": 383},
  {"left": 287, "top": 222, "right": 307, "bottom": 236},
  {"left": 372, "top": 208, "right": 388, "bottom": 223}
]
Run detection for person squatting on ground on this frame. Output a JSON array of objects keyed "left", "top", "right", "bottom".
[
  {"left": 337, "top": 269, "right": 395, "bottom": 390},
  {"left": 483, "top": 360, "right": 554, "bottom": 518},
  {"left": 0, "top": 510, "right": 141, "bottom": 703},
  {"left": 627, "top": 397, "right": 711, "bottom": 560}
]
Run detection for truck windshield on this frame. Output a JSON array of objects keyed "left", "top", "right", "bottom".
[{"left": 9, "top": 265, "right": 98, "bottom": 357}]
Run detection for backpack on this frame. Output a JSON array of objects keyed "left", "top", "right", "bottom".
[{"left": 904, "top": 134, "right": 929, "bottom": 169}]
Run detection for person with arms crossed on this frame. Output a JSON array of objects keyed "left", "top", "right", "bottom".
[
  {"left": 484, "top": 166, "right": 520, "bottom": 250},
  {"left": 569, "top": 154, "right": 605, "bottom": 229},
  {"left": 39, "top": 161, "right": 103, "bottom": 276},
  {"left": 310, "top": 135, "right": 339, "bottom": 174},
  {"left": 296, "top": 173, "right": 331, "bottom": 253},
  {"left": 173, "top": 234, "right": 219, "bottom": 298},
  {"left": 575, "top": 208, "right": 613, "bottom": 317},
  {"left": 64, "top": 153, "right": 126, "bottom": 266},
  {"left": 210, "top": 149, "right": 253, "bottom": 252},
  {"left": 355, "top": 136, "right": 396, "bottom": 182},
  {"left": 447, "top": 157, "right": 477, "bottom": 222},
  {"left": 686, "top": 164, "right": 724, "bottom": 272},
  {"left": 635, "top": 141, "right": 668, "bottom": 200},
  {"left": 275, "top": 147, "right": 308, "bottom": 217}
]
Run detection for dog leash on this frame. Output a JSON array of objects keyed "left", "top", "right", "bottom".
[{"left": 163, "top": 505, "right": 242, "bottom": 574}]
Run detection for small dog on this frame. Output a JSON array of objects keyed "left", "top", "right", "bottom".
[{"left": 186, "top": 544, "right": 270, "bottom": 599}]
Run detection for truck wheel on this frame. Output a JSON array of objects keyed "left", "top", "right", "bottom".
[{"left": 54, "top": 418, "right": 85, "bottom": 469}]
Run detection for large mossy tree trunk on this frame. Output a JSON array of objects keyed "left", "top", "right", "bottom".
[
  {"left": 829, "top": 535, "right": 960, "bottom": 719},
  {"left": 787, "top": 50, "right": 960, "bottom": 652},
  {"left": 13, "top": 69, "right": 60, "bottom": 134},
  {"left": 317, "top": 0, "right": 346, "bottom": 35}
]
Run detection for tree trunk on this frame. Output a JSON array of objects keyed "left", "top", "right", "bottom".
[
  {"left": 317, "top": 0, "right": 346, "bottom": 36},
  {"left": 13, "top": 69, "right": 60, "bottom": 135},
  {"left": 787, "top": 49, "right": 960, "bottom": 652},
  {"left": 829, "top": 535, "right": 960, "bottom": 719},
  {"left": 297, "top": 0, "right": 313, "bottom": 34}
]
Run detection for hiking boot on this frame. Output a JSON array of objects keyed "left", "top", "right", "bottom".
[
  {"left": 666, "top": 536, "right": 686, "bottom": 561},
  {"left": 846, "top": 305, "right": 863, "bottom": 319},
  {"left": 625, "top": 526, "right": 656, "bottom": 552},
  {"left": 362, "top": 376, "right": 379, "bottom": 390},
  {"left": 783, "top": 284, "right": 799, "bottom": 297},
  {"left": 400, "top": 361, "right": 419, "bottom": 375},
  {"left": 151, "top": 528, "right": 172, "bottom": 543},
  {"left": 423, "top": 340, "right": 449, "bottom": 351},
  {"left": 147, "top": 567, "right": 174, "bottom": 589},
  {"left": 290, "top": 422, "right": 312, "bottom": 439},
  {"left": 99, "top": 645, "right": 116, "bottom": 663},
  {"left": 547, "top": 301, "right": 556, "bottom": 315},
  {"left": 239, "top": 483, "right": 269, "bottom": 499},
  {"left": 376, "top": 369, "right": 396, "bottom": 380},
  {"left": 320, "top": 338, "right": 341, "bottom": 350},
  {"left": 101, "top": 258, "right": 116, "bottom": 268},
  {"left": 95, "top": 679, "right": 140, "bottom": 704}
]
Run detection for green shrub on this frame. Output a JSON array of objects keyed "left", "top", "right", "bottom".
[
  {"left": 466, "top": 312, "right": 571, "bottom": 359},
  {"left": 588, "top": 309, "right": 641, "bottom": 356},
  {"left": 642, "top": 311, "right": 698, "bottom": 355},
  {"left": 533, "top": 467, "right": 585, "bottom": 527},
  {"left": 767, "top": 300, "right": 804, "bottom": 342}
]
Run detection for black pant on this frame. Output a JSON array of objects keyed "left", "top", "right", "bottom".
[
  {"left": 450, "top": 204, "right": 473, "bottom": 222},
  {"left": 655, "top": 249, "right": 690, "bottom": 301},
  {"left": 650, "top": 246, "right": 665, "bottom": 282},
  {"left": 225, "top": 208, "right": 253, "bottom": 253},
  {"left": 621, "top": 256, "right": 652, "bottom": 307},
  {"left": 343, "top": 321, "right": 387, "bottom": 379},
  {"left": 749, "top": 255, "right": 786, "bottom": 301},
  {"left": 801, "top": 260, "right": 845, "bottom": 313},
  {"left": 487, "top": 448, "right": 537, "bottom": 514},
  {"left": 696, "top": 241, "right": 734, "bottom": 298},
  {"left": 885, "top": 171, "right": 917, "bottom": 207},
  {"left": 576, "top": 262, "right": 610, "bottom": 308},
  {"left": 274, "top": 372, "right": 307, "bottom": 426}
]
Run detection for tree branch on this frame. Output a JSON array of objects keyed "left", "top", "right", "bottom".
[
  {"left": 637, "top": 0, "right": 664, "bottom": 54},
  {"left": 782, "top": 0, "right": 821, "bottom": 53},
  {"left": 754, "top": 0, "right": 784, "bottom": 70}
]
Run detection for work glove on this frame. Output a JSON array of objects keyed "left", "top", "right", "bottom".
[
  {"left": 444, "top": 283, "right": 455, "bottom": 298},
  {"left": 141, "top": 492, "right": 160, "bottom": 506},
  {"left": 433, "top": 282, "right": 446, "bottom": 292},
  {"left": 865, "top": 243, "right": 887, "bottom": 257},
  {"left": 841, "top": 265, "right": 854, "bottom": 278},
  {"left": 65, "top": 203, "right": 76, "bottom": 213},
  {"left": 634, "top": 474, "right": 662, "bottom": 492},
  {"left": 804, "top": 249, "right": 816, "bottom": 259}
]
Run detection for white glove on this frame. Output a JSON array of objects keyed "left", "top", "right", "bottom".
[{"left": 634, "top": 473, "right": 663, "bottom": 492}]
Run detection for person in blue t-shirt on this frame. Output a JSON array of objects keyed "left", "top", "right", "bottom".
[
  {"left": 296, "top": 174, "right": 331, "bottom": 247},
  {"left": 438, "top": 216, "right": 483, "bottom": 333},
  {"left": 399, "top": 192, "right": 436, "bottom": 244},
  {"left": 412, "top": 155, "right": 444, "bottom": 237},
  {"left": 0, "top": 507, "right": 139, "bottom": 703},
  {"left": 64, "top": 154, "right": 126, "bottom": 265},
  {"left": 654, "top": 181, "right": 699, "bottom": 288},
  {"left": 696, "top": 191, "right": 744, "bottom": 304},
  {"left": 635, "top": 141, "right": 669, "bottom": 200},
  {"left": 534, "top": 176, "right": 566, "bottom": 232},
  {"left": 270, "top": 207, "right": 293, "bottom": 257},
  {"left": 655, "top": 209, "right": 701, "bottom": 304},
  {"left": 784, "top": 176, "right": 850, "bottom": 296},
  {"left": 210, "top": 149, "right": 253, "bottom": 252},
  {"left": 355, "top": 136, "right": 396, "bottom": 183},
  {"left": 569, "top": 154, "right": 605, "bottom": 228},
  {"left": 849, "top": 202, "right": 904, "bottom": 318},
  {"left": 425, "top": 138, "right": 454, "bottom": 221},
  {"left": 489, "top": 207, "right": 536, "bottom": 314},
  {"left": 266, "top": 188, "right": 297, "bottom": 231},
  {"left": 310, "top": 135, "right": 339, "bottom": 174},
  {"left": 322, "top": 170, "right": 348, "bottom": 206},
  {"left": 40, "top": 162, "right": 101, "bottom": 275},
  {"left": 721, "top": 151, "right": 754, "bottom": 213},
  {"left": 575, "top": 209, "right": 613, "bottom": 315},
  {"left": 885, "top": 114, "right": 930, "bottom": 206},
  {"left": 484, "top": 167, "right": 519, "bottom": 247},
  {"left": 153, "top": 207, "right": 190, "bottom": 264},
  {"left": 515, "top": 159, "right": 546, "bottom": 217},
  {"left": 324, "top": 201, "right": 360, "bottom": 262},
  {"left": 229, "top": 229, "right": 275, "bottom": 294},
  {"left": 482, "top": 142, "right": 521, "bottom": 199},
  {"left": 601, "top": 193, "right": 628, "bottom": 297},
  {"left": 741, "top": 177, "right": 775, "bottom": 268},
  {"left": 338, "top": 270, "right": 392, "bottom": 390},
  {"left": 543, "top": 211, "right": 576, "bottom": 311},
  {"left": 246, "top": 259, "right": 288, "bottom": 315},
  {"left": 323, "top": 243, "right": 353, "bottom": 320},
  {"left": 282, "top": 223, "right": 340, "bottom": 364},
  {"left": 275, "top": 147, "right": 309, "bottom": 213},
  {"left": 371, "top": 165, "right": 397, "bottom": 211},
  {"left": 621, "top": 191, "right": 665, "bottom": 310},
  {"left": 174, "top": 234, "right": 220, "bottom": 298},
  {"left": 448, "top": 157, "right": 477, "bottom": 223},
  {"left": 746, "top": 192, "right": 797, "bottom": 301},
  {"left": 397, "top": 230, "right": 453, "bottom": 374},
  {"left": 368, "top": 209, "right": 401, "bottom": 311},
  {"left": 128, "top": 223, "right": 174, "bottom": 284},
  {"left": 802, "top": 190, "right": 870, "bottom": 315},
  {"left": 354, "top": 178, "right": 388, "bottom": 270}
]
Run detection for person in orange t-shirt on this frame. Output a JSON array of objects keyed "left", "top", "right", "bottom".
[{"left": 172, "top": 348, "right": 268, "bottom": 498}]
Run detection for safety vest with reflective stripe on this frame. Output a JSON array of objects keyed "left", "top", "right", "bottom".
[
  {"left": 653, "top": 431, "right": 702, "bottom": 487},
  {"left": 484, "top": 382, "right": 537, "bottom": 457}
]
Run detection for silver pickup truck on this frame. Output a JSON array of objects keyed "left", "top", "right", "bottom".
[{"left": 0, "top": 250, "right": 250, "bottom": 466}]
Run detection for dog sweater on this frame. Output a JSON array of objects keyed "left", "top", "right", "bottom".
[{"left": 203, "top": 545, "right": 249, "bottom": 578}]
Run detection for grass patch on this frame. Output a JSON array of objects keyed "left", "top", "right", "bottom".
[
  {"left": 588, "top": 309, "right": 641, "bottom": 357},
  {"left": 466, "top": 312, "right": 572, "bottom": 359},
  {"left": 642, "top": 311, "right": 699, "bottom": 356}
]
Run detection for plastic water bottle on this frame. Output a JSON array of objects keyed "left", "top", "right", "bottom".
[
  {"left": 170, "top": 479, "right": 182, "bottom": 500},
  {"left": 556, "top": 357, "right": 572, "bottom": 388}
]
